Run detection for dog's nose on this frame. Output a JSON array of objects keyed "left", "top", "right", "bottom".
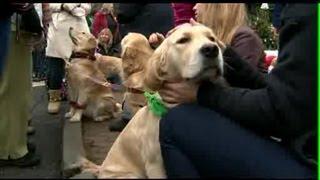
[{"left": 200, "top": 44, "right": 219, "bottom": 58}]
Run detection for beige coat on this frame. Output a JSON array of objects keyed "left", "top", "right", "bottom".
[{"left": 46, "top": 3, "right": 91, "bottom": 59}]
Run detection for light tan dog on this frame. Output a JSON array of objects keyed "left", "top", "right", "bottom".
[
  {"left": 95, "top": 54, "right": 123, "bottom": 82},
  {"left": 65, "top": 27, "right": 121, "bottom": 122},
  {"left": 98, "top": 24, "right": 225, "bottom": 178},
  {"left": 120, "top": 33, "right": 155, "bottom": 115}
]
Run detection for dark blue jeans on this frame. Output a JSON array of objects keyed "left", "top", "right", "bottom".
[
  {"left": 32, "top": 46, "right": 47, "bottom": 78},
  {"left": 46, "top": 56, "right": 65, "bottom": 90},
  {"left": 159, "top": 104, "right": 315, "bottom": 178},
  {"left": 0, "top": 17, "right": 11, "bottom": 77}
]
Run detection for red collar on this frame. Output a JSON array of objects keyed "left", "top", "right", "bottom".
[
  {"left": 126, "top": 87, "right": 144, "bottom": 94},
  {"left": 69, "top": 51, "right": 96, "bottom": 61}
]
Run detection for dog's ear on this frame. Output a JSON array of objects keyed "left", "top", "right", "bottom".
[
  {"left": 121, "top": 46, "right": 139, "bottom": 59},
  {"left": 144, "top": 44, "right": 168, "bottom": 91}
]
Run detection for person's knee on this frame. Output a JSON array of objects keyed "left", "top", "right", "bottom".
[
  {"left": 160, "top": 103, "right": 199, "bottom": 142},
  {"left": 161, "top": 103, "right": 196, "bottom": 126}
]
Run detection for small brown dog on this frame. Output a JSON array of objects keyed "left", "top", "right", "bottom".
[{"left": 65, "top": 27, "right": 121, "bottom": 122}]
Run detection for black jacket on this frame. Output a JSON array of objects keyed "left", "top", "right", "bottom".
[
  {"left": 114, "top": 3, "right": 174, "bottom": 38},
  {"left": 197, "top": 4, "right": 316, "bottom": 168}
]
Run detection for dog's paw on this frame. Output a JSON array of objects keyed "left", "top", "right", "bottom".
[
  {"left": 69, "top": 116, "right": 81, "bottom": 122},
  {"left": 65, "top": 112, "right": 73, "bottom": 119}
]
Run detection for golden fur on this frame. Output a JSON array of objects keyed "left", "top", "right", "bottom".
[
  {"left": 98, "top": 25, "right": 225, "bottom": 178},
  {"left": 95, "top": 55, "right": 123, "bottom": 82},
  {"left": 65, "top": 27, "right": 121, "bottom": 122},
  {"left": 120, "top": 33, "right": 155, "bottom": 115}
]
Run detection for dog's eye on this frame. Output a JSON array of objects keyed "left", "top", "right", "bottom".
[
  {"left": 176, "top": 37, "right": 190, "bottom": 44},
  {"left": 82, "top": 32, "right": 85, "bottom": 34},
  {"left": 208, "top": 36, "right": 216, "bottom": 42}
]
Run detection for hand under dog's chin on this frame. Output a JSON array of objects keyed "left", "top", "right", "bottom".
[{"left": 185, "top": 68, "right": 220, "bottom": 83}]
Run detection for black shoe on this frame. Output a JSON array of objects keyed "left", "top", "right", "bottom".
[
  {"left": 0, "top": 151, "right": 40, "bottom": 167},
  {"left": 109, "top": 118, "right": 130, "bottom": 132},
  {"left": 27, "top": 142, "right": 36, "bottom": 154}
]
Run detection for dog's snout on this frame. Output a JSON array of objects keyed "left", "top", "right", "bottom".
[{"left": 200, "top": 44, "right": 219, "bottom": 58}]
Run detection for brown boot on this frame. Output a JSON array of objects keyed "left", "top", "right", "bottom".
[{"left": 47, "top": 90, "right": 62, "bottom": 114}]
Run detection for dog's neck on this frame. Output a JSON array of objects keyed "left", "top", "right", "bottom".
[
  {"left": 123, "top": 71, "right": 145, "bottom": 94},
  {"left": 70, "top": 49, "right": 96, "bottom": 61}
]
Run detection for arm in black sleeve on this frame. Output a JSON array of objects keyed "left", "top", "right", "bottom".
[
  {"left": 197, "top": 4, "right": 316, "bottom": 139},
  {"left": 114, "top": 3, "right": 144, "bottom": 24},
  {"left": 198, "top": 81, "right": 276, "bottom": 136},
  {"left": 223, "top": 47, "right": 267, "bottom": 89}
]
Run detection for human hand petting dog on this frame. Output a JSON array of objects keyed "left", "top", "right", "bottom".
[
  {"left": 148, "top": 32, "right": 165, "bottom": 49},
  {"left": 159, "top": 80, "right": 200, "bottom": 104},
  {"left": 158, "top": 18, "right": 226, "bottom": 105}
]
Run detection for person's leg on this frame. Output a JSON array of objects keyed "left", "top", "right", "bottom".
[
  {"left": 46, "top": 57, "right": 65, "bottom": 90},
  {"left": 0, "top": 31, "right": 39, "bottom": 166},
  {"left": 32, "top": 48, "right": 41, "bottom": 81},
  {"left": 46, "top": 57, "right": 65, "bottom": 113},
  {"left": 0, "top": 17, "right": 11, "bottom": 77},
  {"left": 39, "top": 47, "right": 47, "bottom": 79},
  {"left": 159, "top": 104, "right": 315, "bottom": 178}
]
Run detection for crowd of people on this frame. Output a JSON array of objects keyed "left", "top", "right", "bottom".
[{"left": 0, "top": 3, "right": 316, "bottom": 178}]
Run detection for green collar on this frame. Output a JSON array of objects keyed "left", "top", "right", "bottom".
[{"left": 144, "top": 91, "right": 168, "bottom": 117}]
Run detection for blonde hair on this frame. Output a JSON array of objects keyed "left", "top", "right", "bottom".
[
  {"left": 196, "top": 3, "right": 248, "bottom": 45},
  {"left": 102, "top": 3, "right": 114, "bottom": 14}
]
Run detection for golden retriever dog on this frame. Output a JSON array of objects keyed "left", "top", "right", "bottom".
[
  {"left": 98, "top": 24, "right": 225, "bottom": 178},
  {"left": 95, "top": 54, "right": 123, "bottom": 83},
  {"left": 120, "top": 33, "right": 155, "bottom": 115},
  {"left": 65, "top": 27, "right": 121, "bottom": 122}
]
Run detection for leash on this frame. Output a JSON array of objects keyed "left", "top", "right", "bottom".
[{"left": 80, "top": 74, "right": 124, "bottom": 91}]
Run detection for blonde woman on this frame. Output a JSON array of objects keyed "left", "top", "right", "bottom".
[{"left": 193, "top": 3, "right": 266, "bottom": 73}]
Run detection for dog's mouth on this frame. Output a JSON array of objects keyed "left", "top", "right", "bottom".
[{"left": 186, "top": 65, "right": 221, "bottom": 82}]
